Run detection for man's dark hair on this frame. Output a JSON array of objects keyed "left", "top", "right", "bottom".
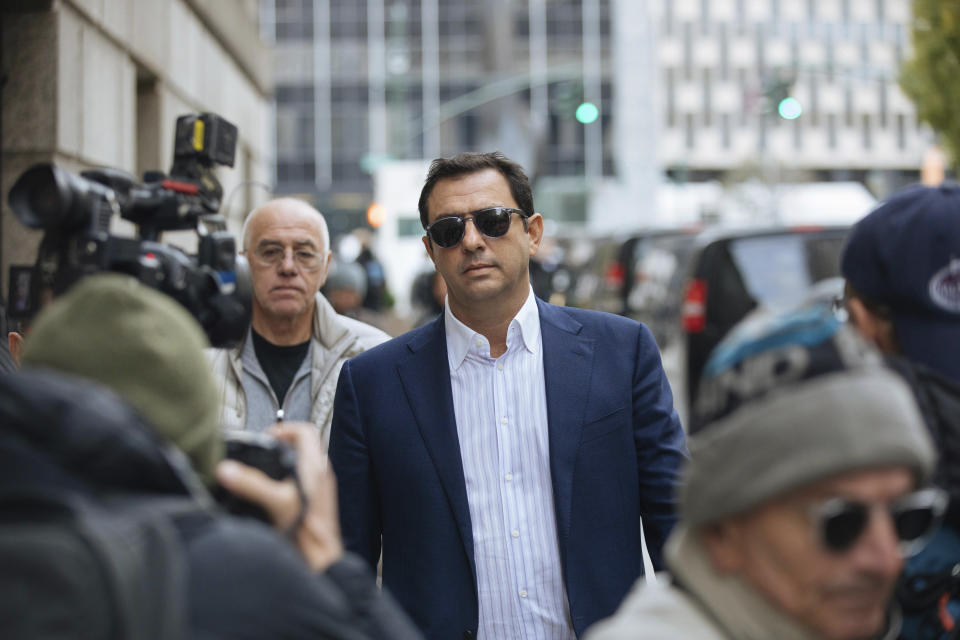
[
  {"left": 843, "top": 281, "right": 894, "bottom": 321},
  {"left": 418, "top": 151, "right": 535, "bottom": 229}
]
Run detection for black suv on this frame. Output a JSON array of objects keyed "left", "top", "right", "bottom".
[{"left": 680, "top": 225, "right": 850, "bottom": 407}]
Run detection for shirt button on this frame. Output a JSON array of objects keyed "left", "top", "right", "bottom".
[
  {"left": 511, "top": 529, "right": 520, "bottom": 538},
  {"left": 475, "top": 339, "right": 483, "bottom": 348},
  {"left": 501, "top": 417, "right": 508, "bottom": 424},
  {"left": 505, "top": 473, "right": 513, "bottom": 482},
  {"left": 519, "top": 590, "right": 528, "bottom": 598},
  {"left": 497, "top": 363, "right": 504, "bottom": 371}
]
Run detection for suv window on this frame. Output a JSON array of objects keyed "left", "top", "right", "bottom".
[{"left": 728, "top": 234, "right": 812, "bottom": 307}]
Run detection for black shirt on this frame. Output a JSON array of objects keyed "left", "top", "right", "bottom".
[{"left": 251, "top": 329, "right": 310, "bottom": 407}]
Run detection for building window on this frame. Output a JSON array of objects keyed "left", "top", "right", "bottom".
[
  {"left": 878, "top": 83, "right": 888, "bottom": 128},
  {"left": 859, "top": 23, "right": 870, "bottom": 75},
  {"left": 862, "top": 114, "right": 872, "bottom": 150},
  {"left": 739, "top": 68, "right": 750, "bottom": 127},
  {"left": 275, "top": 0, "right": 314, "bottom": 41},
  {"left": 790, "top": 22, "right": 800, "bottom": 75},
  {"left": 703, "top": 68, "right": 712, "bottom": 127},
  {"left": 276, "top": 85, "right": 315, "bottom": 158},
  {"left": 897, "top": 114, "right": 906, "bottom": 150},
  {"left": 825, "top": 24, "right": 835, "bottom": 81},
  {"left": 685, "top": 113, "right": 696, "bottom": 149},
  {"left": 755, "top": 24, "right": 766, "bottom": 74},
  {"left": 894, "top": 24, "right": 905, "bottom": 64},
  {"left": 845, "top": 85, "right": 854, "bottom": 127},
  {"left": 722, "top": 113, "right": 731, "bottom": 149},
  {"left": 331, "top": 0, "right": 367, "bottom": 39},
  {"left": 277, "top": 160, "right": 316, "bottom": 184},
  {"left": 809, "top": 77, "right": 820, "bottom": 127},
  {"left": 828, "top": 113, "right": 837, "bottom": 149},
  {"left": 666, "top": 67, "right": 676, "bottom": 127},
  {"left": 546, "top": 0, "right": 582, "bottom": 39},
  {"left": 719, "top": 23, "right": 730, "bottom": 81},
  {"left": 683, "top": 21, "right": 693, "bottom": 81}
]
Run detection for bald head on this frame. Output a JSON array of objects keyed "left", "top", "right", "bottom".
[
  {"left": 242, "top": 198, "right": 330, "bottom": 256},
  {"left": 243, "top": 198, "right": 333, "bottom": 341}
]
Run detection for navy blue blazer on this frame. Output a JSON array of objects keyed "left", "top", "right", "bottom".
[{"left": 329, "top": 299, "right": 688, "bottom": 639}]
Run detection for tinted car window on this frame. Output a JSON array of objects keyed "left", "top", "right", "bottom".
[
  {"left": 728, "top": 234, "right": 811, "bottom": 307},
  {"left": 807, "top": 234, "right": 847, "bottom": 283},
  {"left": 628, "top": 233, "right": 698, "bottom": 345}
]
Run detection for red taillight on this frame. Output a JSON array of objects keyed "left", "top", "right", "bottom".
[
  {"left": 682, "top": 279, "right": 707, "bottom": 333},
  {"left": 605, "top": 261, "right": 625, "bottom": 287}
]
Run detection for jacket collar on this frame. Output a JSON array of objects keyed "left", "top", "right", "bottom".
[{"left": 232, "top": 293, "right": 361, "bottom": 361}]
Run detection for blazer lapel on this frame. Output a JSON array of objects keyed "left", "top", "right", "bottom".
[
  {"left": 396, "top": 316, "right": 476, "bottom": 575},
  {"left": 538, "top": 300, "right": 595, "bottom": 560}
]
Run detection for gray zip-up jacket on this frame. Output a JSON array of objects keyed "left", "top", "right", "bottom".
[{"left": 206, "top": 293, "right": 389, "bottom": 447}]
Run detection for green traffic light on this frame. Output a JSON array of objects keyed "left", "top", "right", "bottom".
[
  {"left": 778, "top": 97, "right": 803, "bottom": 120},
  {"left": 575, "top": 102, "right": 599, "bottom": 124}
]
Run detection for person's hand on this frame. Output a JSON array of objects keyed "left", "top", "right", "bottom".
[{"left": 215, "top": 422, "right": 344, "bottom": 572}]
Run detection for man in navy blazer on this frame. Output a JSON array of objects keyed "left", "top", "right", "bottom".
[{"left": 329, "top": 152, "right": 687, "bottom": 639}]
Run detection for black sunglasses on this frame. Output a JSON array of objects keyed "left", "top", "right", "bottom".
[
  {"left": 811, "top": 487, "right": 947, "bottom": 556},
  {"left": 425, "top": 207, "right": 527, "bottom": 248}
]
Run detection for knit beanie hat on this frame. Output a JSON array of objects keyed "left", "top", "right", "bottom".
[
  {"left": 22, "top": 273, "right": 223, "bottom": 485},
  {"left": 682, "top": 301, "right": 936, "bottom": 528}
]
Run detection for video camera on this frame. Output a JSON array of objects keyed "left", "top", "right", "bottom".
[{"left": 7, "top": 113, "right": 250, "bottom": 347}]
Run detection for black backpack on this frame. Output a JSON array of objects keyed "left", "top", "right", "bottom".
[
  {"left": 0, "top": 370, "right": 214, "bottom": 640},
  {"left": 0, "top": 489, "right": 208, "bottom": 640}
]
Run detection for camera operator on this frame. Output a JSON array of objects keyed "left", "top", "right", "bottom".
[{"left": 10, "top": 272, "right": 422, "bottom": 640}]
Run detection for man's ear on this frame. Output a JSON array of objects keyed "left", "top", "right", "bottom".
[
  {"left": 8, "top": 331, "right": 25, "bottom": 368},
  {"left": 700, "top": 521, "right": 746, "bottom": 574},
  {"left": 526, "top": 213, "right": 544, "bottom": 258},
  {"left": 847, "top": 297, "right": 898, "bottom": 354},
  {"left": 316, "top": 251, "right": 333, "bottom": 290},
  {"left": 422, "top": 234, "right": 437, "bottom": 266}
]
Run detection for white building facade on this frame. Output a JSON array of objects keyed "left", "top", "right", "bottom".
[
  {"left": 262, "top": 0, "right": 928, "bottom": 235},
  {"left": 653, "top": 0, "right": 928, "bottom": 177}
]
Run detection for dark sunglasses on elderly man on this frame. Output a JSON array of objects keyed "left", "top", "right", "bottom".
[
  {"left": 425, "top": 207, "right": 528, "bottom": 248},
  {"left": 811, "top": 487, "right": 947, "bottom": 557}
]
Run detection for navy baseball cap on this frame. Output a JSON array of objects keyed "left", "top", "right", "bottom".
[{"left": 841, "top": 183, "right": 960, "bottom": 382}]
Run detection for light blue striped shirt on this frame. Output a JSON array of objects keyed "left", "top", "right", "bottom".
[{"left": 445, "top": 289, "right": 577, "bottom": 640}]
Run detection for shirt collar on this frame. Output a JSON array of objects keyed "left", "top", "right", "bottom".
[{"left": 444, "top": 286, "right": 540, "bottom": 370}]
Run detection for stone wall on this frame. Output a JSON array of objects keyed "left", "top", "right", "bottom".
[{"left": 1, "top": 0, "right": 273, "bottom": 298}]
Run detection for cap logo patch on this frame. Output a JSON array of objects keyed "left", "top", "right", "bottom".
[{"left": 929, "top": 258, "right": 960, "bottom": 313}]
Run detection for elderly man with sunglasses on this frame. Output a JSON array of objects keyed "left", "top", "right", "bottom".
[
  {"left": 207, "top": 198, "right": 389, "bottom": 443},
  {"left": 586, "top": 302, "right": 942, "bottom": 640},
  {"left": 329, "top": 152, "right": 687, "bottom": 639}
]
